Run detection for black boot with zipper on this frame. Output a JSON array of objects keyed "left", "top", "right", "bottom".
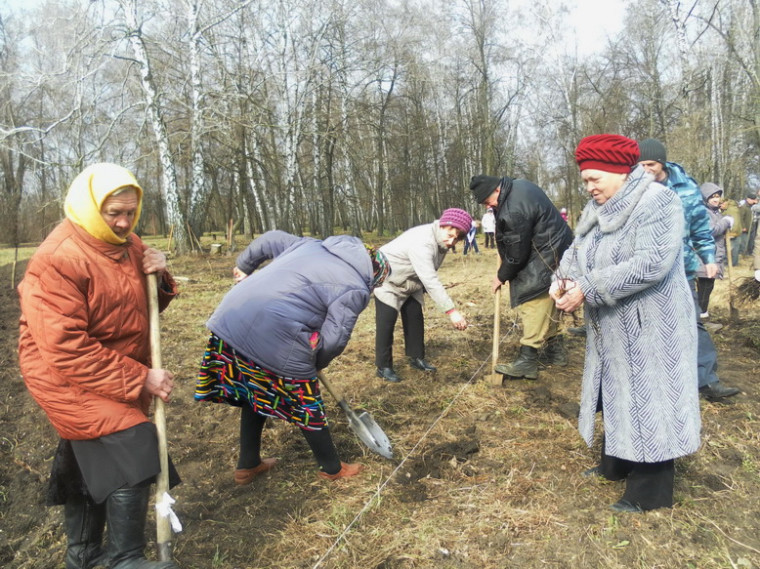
[
  {"left": 64, "top": 496, "right": 108, "bottom": 569},
  {"left": 106, "top": 486, "right": 178, "bottom": 569}
]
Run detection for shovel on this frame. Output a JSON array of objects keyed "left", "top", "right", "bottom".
[
  {"left": 484, "top": 283, "right": 505, "bottom": 386},
  {"left": 317, "top": 372, "right": 393, "bottom": 459},
  {"left": 725, "top": 237, "right": 739, "bottom": 323},
  {"left": 147, "top": 273, "right": 174, "bottom": 562}
]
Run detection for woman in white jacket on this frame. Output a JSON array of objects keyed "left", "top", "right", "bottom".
[{"left": 374, "top": 208, "right": 470, "bottom": 383}]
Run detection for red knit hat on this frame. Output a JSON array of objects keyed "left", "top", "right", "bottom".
[
  {"left": 575, "top": 134, "right": 640, "bottom": 174},
  {"left": 438, "top": 208, "right": 472, "bottom": 234}
]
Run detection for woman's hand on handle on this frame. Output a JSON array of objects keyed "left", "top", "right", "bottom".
[{"left": 145, "top": 368, "right": 175, "bottom": 403}]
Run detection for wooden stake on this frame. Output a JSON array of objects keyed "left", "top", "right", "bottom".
[
  {"left": 147, "top": 273, "right": 172, "bottom": 562},
  {"left": 11, "top": 245, "right": 18, "bottom": 290},
  {"left": 166, "top": 225, "right": 174, "bottom": 255},
  {"left": 485, "top": 257, "right": 505, "bottom": 386},
  {"left": 725, "top": 237, "right": 738, "bottom": 322}
]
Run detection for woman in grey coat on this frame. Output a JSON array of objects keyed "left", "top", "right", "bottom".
[
  {"left": 195, "top": 232, "right": 390, "bottom": 482},
  {"left": 550, "top": 134, "right": 700, "bottom": 513}
]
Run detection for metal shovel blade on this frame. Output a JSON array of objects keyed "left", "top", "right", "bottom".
[
  {"left": 318, "top": 372, "right": 394, "bottom": 460},
  {"left": 345, "top": 407, "right": 393, "bottom": 459}
]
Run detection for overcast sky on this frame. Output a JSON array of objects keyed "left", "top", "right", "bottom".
[
  {"left": 1, "top": 0, "right": 628, "bottom": 58},
  {"left": 568, "top": 0, "right": 627, "bottom": 56}
]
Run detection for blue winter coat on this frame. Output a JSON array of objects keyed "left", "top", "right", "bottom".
[
  {"left": 662, "top": 162, "right": 716, "bottom": 279},
  {"left": 557, "top": 166, "right": 701, "bottom": 463},
  {"left": 207, "top": 233, "right": 374, "bottom": 378},
  {"left": 234, "top": 230, "right": 301, "bottom": 275}
]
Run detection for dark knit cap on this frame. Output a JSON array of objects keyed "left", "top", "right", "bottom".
[
  {"left": 638, "top": 138, "right": 667, "bottom": 165},
  {"left": 575, "top": 134, "right": 640, "bottom": 174},
  {"left": 469, "top": 175, "right": 502, "bottom": 204},
  {"left": 438, "top": 208, "right": 472, "bottom": 234},
  {"left": 746, "top": 192, "right": 758, "bottom": 200}
]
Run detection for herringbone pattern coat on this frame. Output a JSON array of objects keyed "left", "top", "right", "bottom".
[{"left": 558, "top": 167, "right": 701, "bottom": 463}]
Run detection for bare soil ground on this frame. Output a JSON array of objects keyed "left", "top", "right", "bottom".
[{"left": 2, "top": 241, "right": 759, "bottom": 569}]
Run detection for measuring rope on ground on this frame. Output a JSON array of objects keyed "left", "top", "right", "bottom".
[{"left": 311, "top": 326, "right": 516, "bottom": 569}]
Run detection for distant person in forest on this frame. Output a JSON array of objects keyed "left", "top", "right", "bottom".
[
  {"left": 463, "top": 219, "right": 480, "bottom": 255},
  {"left": 754, "top": 214, "right": 760, "bottom": 281},
  {"left": 18, "top": 163, "right": 180, "bottom": 569},
  {"left": 740, "top": 192, "right": 759, "bottom": 258},
  {"left": 552, "top": 134, "right": 700, "bottom": 513},
  {"left": 559, "top": 207, "right": 569, "bottom": 222},
  {"left": 470, "top": 175, "right": 573, "bottom": 381},
  {"left": 373, "top": 208, "right": 470, "bottom": 383},
  {"left": 481, "top": 207, "right": 496, "bottom": 248},
  {"left": 196, "top": 230, "right": 390, "bottom": 482},
  {"left": 695, "top": 183, "right": 732, "bottom": 318},
  {"left": 638, "top": 138, "right": 740, "bottom": 402}
]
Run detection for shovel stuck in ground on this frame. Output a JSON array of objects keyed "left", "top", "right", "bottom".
[
  {"left": 147, "top": 273, "right": 175, "bottom": 562},
  {"left": 725, "top": 237, "right": 739, "bottom": 323},
  {"left": 484, "top": 283, "right": 505, "bottom": 386},
  {"left": 318, "top": 372, "right": 394, "bottom": 459}
]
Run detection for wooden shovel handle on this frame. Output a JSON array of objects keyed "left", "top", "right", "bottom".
[
  {"left": 491, "top": 286, "right": 501, "bottom": 374},
  {"left": 147, "top": 273, "right": 172, "bottom": 561},
  {"left": 317, "top": 371, "right": 345, "bottom": 404}
]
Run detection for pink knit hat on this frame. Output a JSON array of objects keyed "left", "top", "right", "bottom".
[{"left": 438, "top": 208, "right": 472, "bottom": 234}]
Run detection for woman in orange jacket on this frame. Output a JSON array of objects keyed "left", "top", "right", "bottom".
[{"left": 18, "top": 163, "right": 179, "bottom": 569}]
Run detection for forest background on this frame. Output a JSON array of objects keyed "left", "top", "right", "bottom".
[{"left": 2, "top": 0, "right": 760, "bottom": 252}]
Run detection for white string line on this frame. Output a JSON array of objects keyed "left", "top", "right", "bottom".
[{"left": 311, "top": 327, "right": 514, "bottom": 569}]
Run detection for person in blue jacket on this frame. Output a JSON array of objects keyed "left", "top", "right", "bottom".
[
  {"left": 638, "top": 139, "right": 740, "bottom": 402},
  {"left": 195, "top": 231, "right": 390, "bottom": 482}
]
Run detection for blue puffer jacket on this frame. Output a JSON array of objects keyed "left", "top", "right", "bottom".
[
  {"left": 662, "top": 162, "right": 716, "bottom": 279},
  {"left": 207, "top": 232, "right": 374, "bottom": 378},
  {"left": 235, "top": 230, "right": 301, "bottom": 274}
]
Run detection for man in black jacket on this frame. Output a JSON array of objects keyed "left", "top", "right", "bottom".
[{"left": 471, "top": 175, "right": 574, "bottom": 380}]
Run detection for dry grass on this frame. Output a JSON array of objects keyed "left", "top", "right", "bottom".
[{"left": 2, "top": 237, "right": 760, "bottom": 569}]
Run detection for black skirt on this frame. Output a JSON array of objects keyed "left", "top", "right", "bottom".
[{"left": 46, "top": 422, "right": 180, "bottom": 505}]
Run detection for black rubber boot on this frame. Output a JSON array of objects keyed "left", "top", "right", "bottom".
[
  {"left": 538, "top": 335, "right": 567, "bottom": 367},
  {"left": 106, "top": 486, "right": 179, "bottom": 569},
  {"left": 495, "top": 346, "right": 539, "bottom": 379},
  {"left": 64, "top": 496, "right": 108, "bottom": 569}
]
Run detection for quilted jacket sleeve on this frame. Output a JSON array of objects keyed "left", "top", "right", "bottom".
[
  {"left": 21, "top": 255, "right": 148, "bottom": 404},
  {"left": 315, "top": 287, "right": 370, "bottom": 370},
  {"left": 235, "top": 230, "right": 302, "bottom": 275}
]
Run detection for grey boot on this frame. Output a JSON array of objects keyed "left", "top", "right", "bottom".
[
  {"left": 106, "top": 486, "right": 178, "bottom": 569},
  {"left": 64, "top": 496, "right": 108, "bottom": 569},
  {"left": 539, "top": 335, "right": 567, "bottom": 367},
  {"left": 495, "top": 346, "right": 539, "bottom": 379}
]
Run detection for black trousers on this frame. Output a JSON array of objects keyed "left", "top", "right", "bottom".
[
  {"left": 598, "top": 436, "right": 675, "bottom": 510},
  {"left": 239, "top": 406, "right": 341, "bottom": 474},
  {"left": 696, "top": 277, "right": 715, "bottom": 314},
  {"left": 375, "top": 297, "right": 425, "bottom": 368}
]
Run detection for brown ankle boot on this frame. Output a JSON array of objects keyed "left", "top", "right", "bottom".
[
  {"left": 317, "top": 462, "right": 363, "bottom": 481},
  {"left": 234, "top": 457, "right": 278, "bottom": 485}
]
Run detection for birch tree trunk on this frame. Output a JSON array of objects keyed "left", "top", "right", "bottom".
[
  {"left": 186, "top": 0, "right": 207, "bottom": 236},
  {"left": 121, "top": 0, "right": 190, "bottom": 253}
]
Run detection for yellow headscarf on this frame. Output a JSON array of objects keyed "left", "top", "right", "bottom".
[{"left": 64, "top": 163, "right": 144, "bottom": 245}]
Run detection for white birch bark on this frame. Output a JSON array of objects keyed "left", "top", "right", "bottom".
[
  {"left": 186, "top": 0, "right": 207, "bottom": 230},
  {"left": 120, "top": 0, "right": 190, "bottom": 252}
]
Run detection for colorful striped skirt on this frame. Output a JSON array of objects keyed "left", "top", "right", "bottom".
[{"left": 195, "top": 333, "right": 327, "bottom": 430}]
